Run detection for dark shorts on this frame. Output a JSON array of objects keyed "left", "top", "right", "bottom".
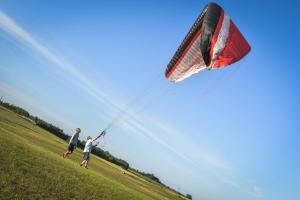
[
  {"left": 68, "top": 143, "right": 75, "bottom": 153},
  {"left": 83, "top": 152, "right": 90, "bottom": 160}
]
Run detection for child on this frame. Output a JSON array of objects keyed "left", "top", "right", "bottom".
[
  {"left": 63, "top": 128, "right": 81, "bottom": 158},
  {"left": 80, "top": 131, "right": 105, "bottom": 168}
]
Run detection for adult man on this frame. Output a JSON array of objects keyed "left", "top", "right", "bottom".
[{"left": 63, "top": 128, "right": 81, "bottom": 158}]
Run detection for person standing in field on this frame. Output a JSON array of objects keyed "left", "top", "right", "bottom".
[
  {"left": 63, "top": 128, "right": 81, "bottom": 158},
  {"left": 80, "top": 131, "right": 105, "bottom": 168}
]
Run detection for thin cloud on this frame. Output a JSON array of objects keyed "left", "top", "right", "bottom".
[
  {"left": 0, "top": 10, "right": 121, "bottom": 113},
  {"left": 152, "top": 119, "right": 233, "bottom": 171},
  {"left": 252, "top": 185, "right": 263, "bottom": 199},
  {"left": 221, "top": 177, "right": 241, "bottom": 189},
  {"left": 0, "top": 82, "right": 77, "bottom": 130},
  {"left": 221, "top": 176, "right": 264, "bottom": 199},
  {"left": 120, "top": 118, "right": 192, "bottom": 162}
]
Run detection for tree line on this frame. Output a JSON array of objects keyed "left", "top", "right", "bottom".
[{"left": 130, "top": 168, "right": 162, "bottom": 184}]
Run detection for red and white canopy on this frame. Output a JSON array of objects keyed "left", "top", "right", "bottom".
[{"left": 165, "top": 3, "right": 251, "bottom": 82}]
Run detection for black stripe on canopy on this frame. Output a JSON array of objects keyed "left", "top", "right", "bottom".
[{"left": 165, "top": 3, "right": 222, "bottom": 77}]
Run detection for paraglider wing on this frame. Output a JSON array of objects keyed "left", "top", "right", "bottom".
[{"left": 165, "top": 3, "right": 251, "bottom": 82}]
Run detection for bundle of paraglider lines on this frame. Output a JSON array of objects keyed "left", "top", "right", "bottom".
[{"left": 99, "top": 2, "right": 251, "bottom": 139}]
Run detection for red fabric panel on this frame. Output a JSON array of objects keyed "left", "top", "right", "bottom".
[{"left": 212, "top": 20, "right": 251, "bottom": 68}]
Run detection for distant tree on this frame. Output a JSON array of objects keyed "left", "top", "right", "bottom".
[
  {"left": 35, "top": 118, "right": 68, "bottom": 140},
  {"left": 91, "top": 146, "right": 130, "bottom": 169},
  {"left": 130, "top": 168, "right": 162, "bottom": 184},
  {"left": 0, "top": 101, "right": 30, "bottom": 118},
  {"left": 186, "top": 194, "right": 192, "bottom": 199}
]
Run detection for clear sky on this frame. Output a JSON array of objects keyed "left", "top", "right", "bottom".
[{"left": 0, "top": 0, "right": 299, "bottom": 199}]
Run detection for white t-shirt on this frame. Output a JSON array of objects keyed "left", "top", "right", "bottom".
[{"left": 83, "top": 139, "right": 94, "bottom": 152}]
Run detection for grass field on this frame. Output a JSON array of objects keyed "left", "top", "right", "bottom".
[{"left": 0, "top": 106, "right": 187, "bottom": 200}]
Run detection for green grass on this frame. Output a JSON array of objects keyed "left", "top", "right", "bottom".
[{"left": 0, "top": 106, "right": 187, "bottom": 200}]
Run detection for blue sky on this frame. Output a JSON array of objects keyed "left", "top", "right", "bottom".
[{"left": 0, "top": 0, "right": 299, "bottom": 199}]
